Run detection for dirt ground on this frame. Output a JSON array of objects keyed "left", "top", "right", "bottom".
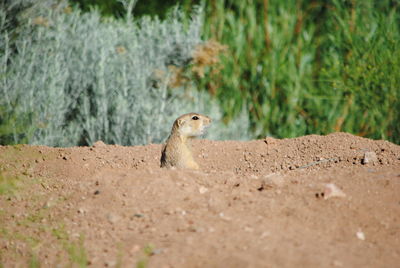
[{"left": 0, "top": 132, "right": 399, "bottom": 267}]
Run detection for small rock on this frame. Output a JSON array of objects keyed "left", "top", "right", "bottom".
[
  {"left": 106, "top": 213, "right": 120, "bottom": 224},
  {"left": 362, "top": 151, "right": 378, "bottom": 165},
  {"left": 93, "top": 190, "right": 100, "bottom": 195},
  {"left": 77, "top": 208, "right": 86, "bottom": 214},
  {"left": 263, "top": 173, "right": 284, "bottom": 187},
  {"left": 42, "top": 200, "right": 54, "bottom": 209},
  {"left": 199, "top": 186, "right": 208, "bottom": 194},
  {"left": 219, "top": 212, "right": 231, "bottom": 221},
  {"left": 356, "top": 229, "right": 365, "bottom": 240},
  {"left": 324, "top": 183, "right": 346, "bottom": 199}
]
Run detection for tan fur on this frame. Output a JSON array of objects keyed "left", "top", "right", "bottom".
[{"left": 161, "top": 113, "right": 211, "bottom": 169}]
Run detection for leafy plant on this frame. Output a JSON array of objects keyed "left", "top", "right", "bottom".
[
  {"left": 197, "top": 0, "right": 400, "bottom": 143},
  {"left": 0, "top": 0, "right": 250, "bottom": 146}
]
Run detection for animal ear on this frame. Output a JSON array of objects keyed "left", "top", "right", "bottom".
[{"left": 177, "top": 119, "right": 184, "bottom": 127}]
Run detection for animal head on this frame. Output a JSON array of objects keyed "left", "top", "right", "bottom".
[{"left": 173, "top": 113, "right": 212, "bottom": 137}]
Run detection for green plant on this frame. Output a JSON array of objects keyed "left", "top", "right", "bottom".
[
  {"left": 196, "top": 0, "right": 400, "bottom": 143},
  {"left": 136, "top": 244, "right": 154, "bottom": 268},
  {"left": 28, "top": 253, "right": 40, "bottom": 268},
  {"left": 0, "top": 172, "right": 21, "bottom": 196},
  {"left": 0, "top": 0, "right": 250, "bottom": 146},
  {"left": 52, "top": 225, "right": 88, "bottom": 267}
]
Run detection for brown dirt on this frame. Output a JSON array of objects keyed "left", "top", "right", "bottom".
[{"left": 0, "top": 132, "right": 400, "bottom": 267}]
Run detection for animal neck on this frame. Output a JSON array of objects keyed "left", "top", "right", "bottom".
[{"left": 171, "top": 132, "right": 193, "bottom": 145}]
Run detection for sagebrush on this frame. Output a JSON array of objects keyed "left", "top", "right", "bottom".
[{"left": 0, "top": 0, "right": 250, "bottom": 146}]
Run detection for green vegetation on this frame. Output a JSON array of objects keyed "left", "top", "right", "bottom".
[
  {"left": 0, "top": 0, "right": 249, "bottom": 146},
  {"left": 28, "top": 253, "right": 40, "bottom": 268},
  {"left": 136, "top": 244, "right": 154, "bottom": 268},
  {"left": 0, "top": 172, "right": 20, "bottom": 195},
  {"left": 196, "top": 0, "right": 400, "bottom": 142},
  {"left": 52, "top": 226, "right": 88, "bottom": 267},
  {"left": 0, "top": 184, "right": 88, "bottom": 267},
  {"left": 70, "top": 0, "right": 197, "bottom": 18},
  {"left": 0, "top": 146, "right": 42, "bottom": 196},
  {"left": 1, "top": 0, "right": 399, "bottom": 144}
]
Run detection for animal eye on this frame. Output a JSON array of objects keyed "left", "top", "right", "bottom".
[{"left": 192, "top": 116, "right": 199, "bottom": 120}]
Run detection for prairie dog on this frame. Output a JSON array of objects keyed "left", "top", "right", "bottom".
[{"left": 161, "top": 113, "right": 211, "bottom": 169}]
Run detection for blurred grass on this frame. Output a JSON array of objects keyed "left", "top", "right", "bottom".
[
  {"left": 196, "top": 0, "right": 400, "bottom": 143},
  {"left": 52, "top": 226, "right": 88, "bottom": 267},
  {"left": 1, "top": 0, "right": 399, "bottom": 144},
  {"left": 0, "top": 172, "right": 20, "bottom": 195}
]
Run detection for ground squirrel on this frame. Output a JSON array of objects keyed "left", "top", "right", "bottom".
[{"left": 160, "top": 113, "right": 212, "bottom": 169}]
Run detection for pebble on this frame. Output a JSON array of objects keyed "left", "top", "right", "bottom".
[
  {"left": 356, "top": 229, "right": 366, "bottom": 240},
  {"left": 42, "top": 199, "right": 55, "bottom": 208},
  {"left": 263, "top": 173, "right": 285, "bottom": 187},
  {"left": 199, "top": 186, "right": 208, "bottom": 194},
  {"left": 362, "top": 151, "right": 378, "bottom": 165},
  {"left": 77, "top": 208, "right": 86, "bottom": 214},
  {"left": 219, "top": 212, "right": 231, "bottom": 221},
  {"left": 106, "top": 213, "right": 120, "bottom": 224},
  {"left": 324, "top": 183, "right": 346, "bottom": 199}
]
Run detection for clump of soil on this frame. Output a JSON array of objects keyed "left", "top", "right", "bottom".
[{"left": 0, "top": 132, "right": 399, "bottom": 267}]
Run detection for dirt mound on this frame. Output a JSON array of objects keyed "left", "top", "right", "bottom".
[{"left": 1, "top": 132, "right": 399, "bottom": 267}]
